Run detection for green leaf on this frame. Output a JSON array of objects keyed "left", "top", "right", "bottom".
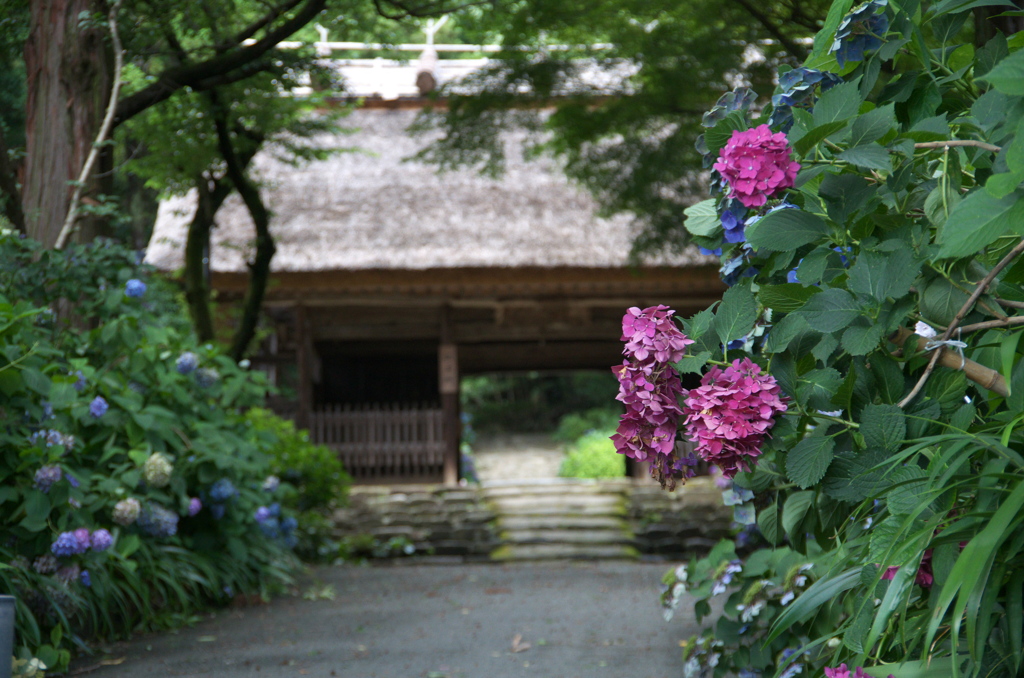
[
  {"left": 848, "top": 248, "right": 919, "bottom": 302},
  {"left": 22, "top": 368, "right": 51, "bottom": 396},
  {"left": 683, "top": 199, "right": 721, "bottom": 237},
  {"left": 823, "top": 449, "right": 888, "bottom": 502},
  {"left": 674, "top": 351, "right": 712, "bottom": 375},
  {"left": 887, "top": 466, "right": 930, "bottom": 515},
  {"left": 838, "top": 143, "right": 892, "bottom": 171},
  {"left": 797, "top": 367, "right": 844, "bottom": 410},
  {"left": 763, "top": 313, "right": 809, "bottom": 354},
  {"left": 798, "top": 288, "right": 862, "bottom": 332},
  {"left": 842, "top": 319, "right": 886, "bottom": 356},
  {"left": 745, "top": 208, "right": 831, "bottom": 252},
  {"left": 861, "top": 404, "right": 906, "bottom": 452},
  {"left": 813, "top": 80, "right": 864, "bottom": 127},
  {"left": 787, "top": 436, "right": 836, "bottom": 488},
  {"left": 850, "top": 104, "right": 897, "bottom": 146},
  {"left": 20, "top": 492, "right": 51, "bottom": 532},
  {"left": 978, "top": 47, "right": 1024, "bottom": 95},
  {"left": 758, "top": 505, "right": 781, "bottom": 545},
  {"left": 767, "top": 568, "right": 861, "bottom": 642},
  {"left": 812, "top": 333, "right": 839, "bottom": 363},
  {"left": 936, "top": 189, "right": 1024, "bottom": 259},
  {"left": 794, "top": 120, "right": 849, "bottom": 156},
  {"left": 782, "top": 490, "right": 816, "bottom": 539},
  {"left": 920, "top": 276, "right": 970, "bottom": 326},
  {"left": 703, "top": 110, "right": 747, "bottom": 155},
  {"left": 714, "top": 285, "right": 758, "bottom": 346},
  {"left": 758, "top": 284, "right": 820, "bottom": 314}
]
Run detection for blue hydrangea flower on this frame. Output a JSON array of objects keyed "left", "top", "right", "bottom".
[
  {"left": 210, "top": 504, "right": 226, "bottom": 520},
  {"left": 175, "top": 352, "right": 198, "bottom": 375},
  {"left": 268, "top": 503, "right": 281, "bottom": 518},
  {"left": 34, "top": 465, "right": 62, "bottom": 493},
  {"left": 67, "top": 473, "right": 80, "bottom": 488},
  {"left": 89, "top": 396, "right": 108, "bottom": 418},
  {"left": 72, "top": 370, "right": 86, "bottom": 392},
  {"left": 831, "top": 0, "right": 890, "bottom": 68},
  {"left": 769, "top": 68, "right": 842, "bottom": 132},
  {"left": 51, "top": 532, "right": 80, "bottom": 557},
  {"left": 721, "top": 201, "right": 749, "bottom": 244},
  {"left": 254, "top": 506, "right": 272, "bottom": 523},
  {"left": 80, "top": 569, "right": 91, "bottom": 587},
  {"left": 258, "top": 517, "right": 280, "bottom": 539},
  {"left": 209, "top": 478, "right": 237, "bottom": 502},
  {"left": 194, "top": 367, "right": 219, "bottom": 389},
  {"left": 787, "top": 265, "right": 802, "bottom": 284},
  {"left": 137, "top": 503, "right": 179, "bottom": 538},
  {"left": 124, "top": 279, "right": 147, "bottom": 298},
  {"left": 699, "top": 246, "right": 723, "bottom": 256},
  {"left": 281, "top": 516, "right": 298, "bottom": 533},
  {"left": 41, "top": 401, "right": 54, "bottom": 420}
]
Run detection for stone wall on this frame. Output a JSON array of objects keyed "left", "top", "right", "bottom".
[{"left": 626, "top": 478, "right": 733, "bottom": 559}]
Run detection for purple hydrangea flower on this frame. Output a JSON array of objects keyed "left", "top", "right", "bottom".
[
  {"left": 176, "top": 352, "right": 198, "bottom": 375},
  {"left": 56, "top": 564, "right": 81, "bottom": 585},
  {"left": 51, "top": 532, "right": 80, "bottom": 557},
  {"left": 80, "top": 569, "right": 91, "bottom": 587},
  {"left": 34, "top": 465, "right": 62, "bottom": 493},
  {"left": 90, "top": 529, "right": 113, "bottom": 552},
  {"left": 89, "top": 396, "right": 109, "bottom": 418},
  {"left": 33, "top": 554, "right": 58, "bottom": 574},
  {"left": 73, "top": 528, "right": 91, "bottom": 553},
  {"left": 124, "top": 279, "right": 147, "bottom": 298},
  {"left": 254, "top": 506, "right": 272, "bottom": 523},
  {"left": 188, "top": 497, "right": 202, "bottom": 516}
]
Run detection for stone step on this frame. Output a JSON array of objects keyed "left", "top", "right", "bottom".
[
  {"left": 489, "top": 499, "right": 625, "bottom": 518},
  {"left": 491, "top": 543, "right": 639, "bottom": 561},
  {"left": 500, "top": 528, "right": 634, "bottom": 545},
  {"left": 481, "top": 481, "right": 631, "bottom": 497},
  {"left": 496, "top": 515, "right": 627, "bottom": 531}
]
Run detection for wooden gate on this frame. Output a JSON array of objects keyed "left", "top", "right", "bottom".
[{"left": 308, "top": 404, "right": 446, "bottom": 482}]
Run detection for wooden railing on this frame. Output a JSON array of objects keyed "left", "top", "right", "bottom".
[{"left": 308, "top": 404, "right": 446, "bottom": 482}]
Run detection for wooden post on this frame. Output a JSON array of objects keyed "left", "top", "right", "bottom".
[
  {"left": 439, "top": 305, "right": 460, "bottom": 486},
  {"left": 296, "top": 305, "right": 312, "bottom": 431}
]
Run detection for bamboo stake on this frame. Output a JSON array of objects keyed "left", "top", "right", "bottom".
[{"left": 890, "top": 327, "right": 1008, "bottom": 397}]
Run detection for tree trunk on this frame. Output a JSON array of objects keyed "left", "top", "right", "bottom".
[
  {"left": 0, "top": 123, "right": 25, "bottom": 232},
  {"left": 22, "top": 0, "right": 111, "bottom": 247},
  {"left": 975, "top": 2, "right": 1024, "bottom": 47},
  {"left": 184, "top": 176, "right": 228, "bottom": 343}
]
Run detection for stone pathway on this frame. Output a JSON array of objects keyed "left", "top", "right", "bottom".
[{"left": 77, "top": 562, "right": 699, "bottom": 678}]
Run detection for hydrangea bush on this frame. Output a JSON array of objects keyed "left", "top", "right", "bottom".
[
  {"left": 0, "top": 234, "right": 313, "bottom": 671},
  {"left": 616, "top": 1, "right": 1024, "bottom": 675}
]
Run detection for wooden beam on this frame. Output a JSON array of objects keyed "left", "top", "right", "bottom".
[
  {"left": 295, "top": 304, "right": 313, "bottom": 431},
  {"left": 439, "top": 305, "right": 460, "bottom": 487}
]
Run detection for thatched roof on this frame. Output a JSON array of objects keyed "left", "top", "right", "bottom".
[{"left": 145, "top": 108, "right": 711, "bottom": 274}]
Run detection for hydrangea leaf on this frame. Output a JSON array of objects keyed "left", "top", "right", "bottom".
[
  {"left": 782, "top": 490, "right": 816, "bottom": 538},
  {"left": 841, "top": 318, "right": 884, "bottom": 355},
  {"left": 838, "top": 143, "right": 892, "bottom": 170},
  {"left": 797, "top": 367, "right": 844, "bottom": 410},
  {"left": 757, "top": 505, "right": 781, "bottom": 545},
  {"left": 786, "top": 436, "right": 836, "bottom": 489},
  {"left": 813, "top": 80, "right": 864, "bottom": 127},
  {"left": 673, "top": 351, "right": 712, "bottom": 375},
  {"left": 848, "top": 248, "right": 918, "bottom": 303},
  {"left": 683, "top": 199, "right": 721, "bottom": 237},
  {"left": 822, "top": 449, "right": 888, "bottom": 502},
  {"left": 763, "top": 313, "right": 809, "bottom": 354},
  {"left": 714, "top": 285, "right": 758, "bottom": 346},
  {"left": 797, "top": 288, "right": 862, "bottom": 333},
  {"left": 745, "top": 209, "right": 830, "bottom": 252},
  {"left": 19, "top": 492, "right": 51, "bottom": 532},
  {"left": 757, "top": 284, "right": 821, "bottom": 314},
  {"left": 978, "top": 40, "right": 1024, "bottom": 95},
  {"left": 850, "top": 104, "right": 896, "bottom": 146},
  {"left": 861, "top": 403, "right": 906, "bottom": 452},
  {"left": 924, "top": 369, "right": 968, "bottom": 415},
  {"left": 887, "top": 466, "right": 930, "bottom": 516},
  {"left": 793, "top": 120, "right": 848, "bottom": 156},
  {"left": 813, "top": 333, "right": 840, "bottom": 363}
]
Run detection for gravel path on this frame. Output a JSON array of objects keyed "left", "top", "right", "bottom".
[{"left": 76, "top": 562, "right": 698, "bottom": 678}]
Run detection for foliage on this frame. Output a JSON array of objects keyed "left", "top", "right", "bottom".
[
  {"left": 551, "top": 406, "right": 620, "bottom": 444},
  {"left": 0, "top": 233, "right": 302, "bottom": 670},
  {"left": 245, "top": 408, "right": 352, "bottom": 560},
  {"left": 655, "top": 1, "right": 1024, "bottom": 676},
  {"left": 413, "top": 0, "right": 832, "bottom": 255},
  {"left": 461, "top": 371, "right": 618, "bottom": 434},
  {"left": 558, "top": 429, "right": 625, "bottom": 479}
]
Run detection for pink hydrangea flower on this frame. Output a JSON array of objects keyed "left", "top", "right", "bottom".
[
  {"left": 713, "top": 124, "right": 800, "bottom": 208},
  {"left": 611, "top": 306, "right": 696, "bottom": 489},
  {"left": 881, "top": 549, "right": 933, "bottom": 588},
  {"left": 825, "top": 665, "right": 893, "bottom": 678},
  {"left": 682, "top": 357, "right": 787, "bottom": 477}
]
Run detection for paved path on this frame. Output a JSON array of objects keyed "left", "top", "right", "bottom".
[
  {"left": 77, "top": 562, "right": 699, "bottom": 678},
  {"left": 472, "top": 434, "right": 564, "bottom": 482}
]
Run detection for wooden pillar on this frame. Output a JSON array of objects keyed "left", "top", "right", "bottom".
[
  {"left": 439, "top": 306, "right": 460, "bottom": 486},
  {"left": 296, "top": 304, "right": 313, "bottom": 431}
]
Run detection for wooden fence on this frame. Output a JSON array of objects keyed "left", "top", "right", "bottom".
[{"left": 308, "top": 404, "right": 446, "bottom": 482}]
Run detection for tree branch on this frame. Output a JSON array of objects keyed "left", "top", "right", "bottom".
[
  {"left": 113, "top": 0, "right": 326, "bottom": 126},
  {"left": 899, "top": 238, "right": 1024, "bottom": 406},
  {"left": 54, "top": 0, "right": 123, "bottom": 250},
  {"left": 959, "top": 315, "right": 1024, "bottom": 335},
  {"left": 915, "top": 140, "right": 1001, "bottom": 152},
  {"left": 209, "top": 94, "right": 276, "bottom": 361},
  {"left": 227, "top": 0, "right": 305, "bottom": 47},
  {"left": 726, "top": 0, "right": 808, "bottom": 60}
]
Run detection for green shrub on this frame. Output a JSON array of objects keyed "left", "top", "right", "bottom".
[
  {"left": 0, "top": 234, "right": 300, "bottom": 671},
  {"left": 558, "top": 430, "right": 625, "bottom": 479},
  {"left": 550, "top": 407, "right": 620, "bottom": 444}
]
